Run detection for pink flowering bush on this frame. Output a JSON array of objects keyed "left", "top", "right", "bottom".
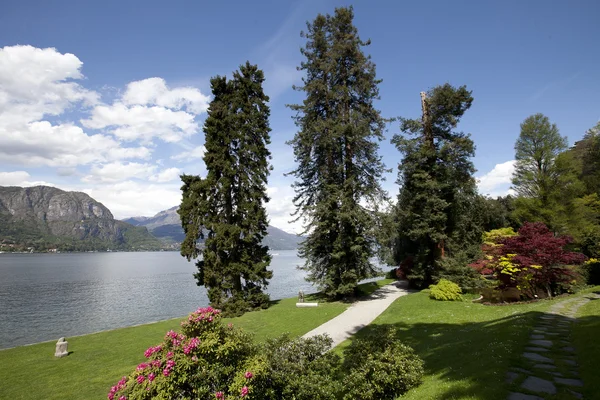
[
  {"left": 107, "top": 306, "right": 262, "bottom": 400},
  {"left": 108, "top": 306, "right": 424, "bottom": 400}
]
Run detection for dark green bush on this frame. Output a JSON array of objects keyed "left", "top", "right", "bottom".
[
  {"left": 341, "top": 327, "right": 424, "bottom": 400},
  {"left": 429, "top": 278, "right": 462, "bottom": 301},
  {"left": 582, "top": 258, "right": 600, "bottom": 285}
]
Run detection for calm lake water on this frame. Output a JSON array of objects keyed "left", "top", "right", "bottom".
[{"left": 0, "top": 251, "right": 390, "bottom": 349}]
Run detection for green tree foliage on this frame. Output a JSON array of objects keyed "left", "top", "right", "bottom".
[
  {"left": 392, "top": 84, "right": 478, "bottom": 288},
  {"left": 573, "top": 122, "right": 600, "bottom": 195},
  {"left": 512, "top": 113, "right": 571, "bottom": 231},
  {"left": 179, "top": 62, "right": 273, "bottom": 316},
  {"left": 287, "top": 6, "right": 387, "bottom": 298}
]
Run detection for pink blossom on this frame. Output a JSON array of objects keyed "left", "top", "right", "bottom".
[
  {"left": 144, "top": 345, "right": 162, "bottom": 358},
  {"left": 191, "top": 356, "right": 198, "bottom": 362},
  {"left": 152, "top": 360, "right": 161, "bottom": 367},
  {"left": 136, "top": 362, "right": 148, "bottom": 371},
  {"left": 166, "top": 360, "right": 175, "bottom": 368},
  {"left": 167, "top": 351, "right": 174, "bottom": 359},
  {"left": 215, "top": 391, "right": 224, "bottom": 399},
  {"left": 166, "top": 330, "right": 178, "bottom": 339},
  {"left": 244, "top": 371, "right": 253, "bottom": 379},
  {"left": 119, "top": 397, "right": 127, "bottom": 400},
  {"left": 241, "top": 386, "right": 249, "bottom": 397},
  {"left": 136, "top": 375, "right": 145, "bottom": 384},
  {"left": 148, "top": 372, "right": 156, "bottom": 382},
  {"left": 108, "top": 393, "right": 114, "bottom": 400},
  {"left": 163, "top": 368, "right": 170, "bottom": 377}
]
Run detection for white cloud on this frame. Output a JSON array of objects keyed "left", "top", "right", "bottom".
[
  {"left": 82, "top": 103, "right": 199, "bottom": 143},
  {"left": 0, "top": 121, "right": 151, "bottom": 167},
  {"left": 82, "top": 161, "right": 157, "bottom": 183},
  {"left": 0, "top": 170, "right": 58, "bottom": 188},
  {"left": 476, "top": 160, "right": 516, "bottom": 198},
  {"left": 0, "top": 45, "right": 150, "bottom": 167},
  {"left": 84, "top": 181, "right": 181, "bottom": 219},
  {"left": 0, "top": 171, "right": 31, "bottom": 186},
  {"left": 149, "top": 167, "right": 182, "bottom": 183},
  {"left": 171, "top": 145, "right": 206, "bottom": 161},
  {"left": 266, "top": 185, "right": 303, "bottom": 234},
  {"left": 82, "top": 77, "right": 210, "bottom": 144},
  {"left": 0, "top": 45, "right": 98, "bottom": 126},
  {"left": 122, "top": 77, "right": 210, "bottom": 114}
]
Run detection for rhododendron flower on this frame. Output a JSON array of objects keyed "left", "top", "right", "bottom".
[
  {"left": 244, "top": 371, "right": 253, "bottom": 379},
  {"left": 163, "top": 368, "right": 170, "bottom": 377},
  {"left": 136, "top": 375, "right": 145, "bottom": 384},
  {"left": 148, "top": 372, "right": 156, "bottom": 382},
  {"left": 241, "top": 386, "right": 249, "bottom": 397},
  {"left": 167, "top": 351, "right": 174, "bottom": 359},
  {"left": 191, "top": 355, "right": 198, "bottom": 362},
  {"left": 136, "top": 362, "right": 148, "bottom": 371},
  {"left": 166, "top": 360, "right": 175, "bottom": 368},
  {"left": 152, "top": 360, "right": 161, "bottom": 367},
  {"left": 119, "top": 396, "right": 127, "bottom": 400},
  {"left": 108, "top": 393, "right": 114, "bottom": 400},
  {"left": 144, "top": 345, "right": 162, "bottom": 358},
  {"left": 215, "top": 391, "right": 224, "bottom": 399}
]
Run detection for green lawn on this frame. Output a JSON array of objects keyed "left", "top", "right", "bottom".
[
  {"left": 0, "top": 296, "right": 347, "bottom": 400},
  {"left": 573, "top": 289, "right": 600, "bottom": 400},
  {"left": 336, "top": 290, "right": 569, "bottom": 400}
]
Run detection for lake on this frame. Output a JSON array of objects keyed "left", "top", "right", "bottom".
[{"left": 0, "top": 251, "right": 390, "bottom": 349}]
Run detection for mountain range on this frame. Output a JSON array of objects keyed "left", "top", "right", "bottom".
[
  {"left": 0, "top": 186, "right": 161, "bottom": 251},
  {"left": 123, "top": 206, "right": 303, "bottom": 251},
  {"left": 0, "top": 185, "right": 302, "bottom": 252}
]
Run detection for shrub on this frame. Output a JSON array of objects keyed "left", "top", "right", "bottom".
[
  {"left": 429, "top": 279, "right": 462, "bottom": 301},
  {"left": 439, "top": 253, "right": 488, "bottom": 293},
  {"left": 385, "top": 268, "right": 399, "bottom": 280},
  {"left": 108, "top": 309, "right": 425, "bottom": 400},
  {"left": 251, "top": 335, "right": 342, "bottom": 400},
  {"left": 341, "top": 327, "right": 424, "bottom": 400},
  {"left": 582, "top": 258, "right": 600, "bottom": 285}
]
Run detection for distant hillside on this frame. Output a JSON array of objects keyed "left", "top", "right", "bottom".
[
  {"left": 0, "top": 186, "right": 163, "bottom": 252},
  {"left": 124, "top": 207, "right": 303, "bottom": 250}
]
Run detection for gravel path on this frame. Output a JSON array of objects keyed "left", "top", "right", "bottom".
[{"left": 301, "top": 280, "right": 412, "bottom": 348}]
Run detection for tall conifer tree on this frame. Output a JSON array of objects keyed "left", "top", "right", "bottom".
[
  {"left": 392, "top": 84, "right": 477, "bottom": 288},
  {"left": 288, "top": 7, "right": 387, "bottom": 298},
  {"left": 179, "top": 62, "right": 273, "bottom": 316}
]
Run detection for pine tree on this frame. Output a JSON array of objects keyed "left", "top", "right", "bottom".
[
  {"left": 179, "top": 62, "right": 273, "bottom": 316},
  {"left": 392, "top": 85, "right": 477, "bottom": 288},
  {"left": 288, "top": 6, "right": 387, "bottom": 298}
]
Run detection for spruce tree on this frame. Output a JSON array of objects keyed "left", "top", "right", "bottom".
[
  {"left": 392, "top": 84, "right": 477, "bottom": 288},
  {"left": 179, "top": 62, "right": 273, "bottom": 316},
  {"left": 288, "top": 6, "right": 387, "bottom": 298}
]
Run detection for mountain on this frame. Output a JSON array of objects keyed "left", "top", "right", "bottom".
[
  {"left": 124, "top": 207, "right": 303, "bottom": 250},
  {"left": 0, "top": 186, "right": 163, "bottom": 252}
]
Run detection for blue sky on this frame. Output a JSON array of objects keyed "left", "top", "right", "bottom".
[{"left": 0, "top": 0, "right": 599, "bottom": 232}]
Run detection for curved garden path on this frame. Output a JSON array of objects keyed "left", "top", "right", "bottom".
[
  {"left": 506, "top": 292, "right": 600, "bottom": 400},
  {"left": 302, "top": 280, "right": 412, "bottom": 348}
]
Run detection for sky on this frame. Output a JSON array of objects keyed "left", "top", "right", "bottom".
[{"left": 0, "top": 0, "right": 599, "bottom": 233}]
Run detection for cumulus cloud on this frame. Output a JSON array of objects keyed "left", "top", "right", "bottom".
[
  {"left": 149, "top": 167, "right": 182, "bottom": 183},
  {"left": 82, "top": 77, "right": 210, "bottom": 144},
  {"left": 0, "top": 121, "right": 151, "bottom": 167},
  {"left": 0, "top": 45, "right": 150, "bottom": 167},
  {"left": 84, "top": 181, "right": 181, "bottom": 219},
  {"left": 82, "top": 103, "right": 199, "bottom": 143},
  {"left": 266, "top": 185, "right": 303, "bottom": 234},
  {"left": 122, "top": 77, "right": 210, "bottom": 114},
  {"left": 0, "top": 171, "right": 31, "bottom": 186},
  {"left": 171, "top": 145, "right": 206, "bottom": 161},
  {"left": 82, "top": 161, "right": 157, "bottom": 183},
  {"left": 476, "top": 160, "right": 516, "bottom": 198}
]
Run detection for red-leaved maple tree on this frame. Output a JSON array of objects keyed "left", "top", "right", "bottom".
[{"left": 471, "top": 222, "right": 587, "bottom": 297}]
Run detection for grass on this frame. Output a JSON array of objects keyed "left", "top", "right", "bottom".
[
  {"left": 573, "top": 288, "right": 600, "bottom": 400},
  {"left": 356, "top": 278, "right": 395, "bottom": 297},
  {"left": 0, "top": 296, "right": 347, "bottom": 400},
  {"left": 335, "top": 289, "right": 567, "bottom": 400}
]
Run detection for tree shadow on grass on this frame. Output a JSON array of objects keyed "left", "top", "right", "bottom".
[{"left": 342, "top": 310, "right": 596, "bottom": 400}]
